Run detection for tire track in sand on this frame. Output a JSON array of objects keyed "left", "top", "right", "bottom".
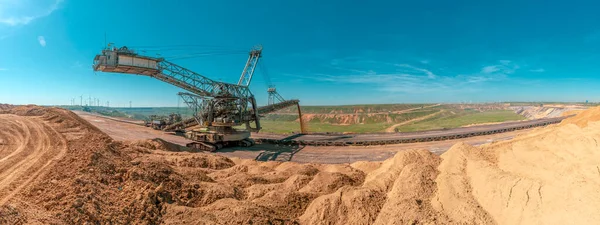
[
  {"left": 0, "top": 119, "right": 30, "bottom": 163},
  {"left": 0, "top": 114, "right": 68, "bottom": 205}
]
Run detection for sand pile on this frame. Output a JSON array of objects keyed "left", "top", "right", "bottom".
[
  {"left": 435, "top": 113, "right": 600, "bottom": 224},
  {"left": 1, "top": 105, "right": 600, "bottom": 224},
  {"left": 560, "top": 106, "right": 600, "bottom": 127},
  {"left": 298, "top": 108, "right": 600, "bottom": 224},
  {"left": 299, "top": 149, "right": 451, "bottom": 224},
  {"left": 561, "top": 109, "right": 585, "bottom": 117}
]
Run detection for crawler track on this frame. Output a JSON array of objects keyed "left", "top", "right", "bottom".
[{"left": 254, "top": 116, "right": 567, "bottom": 146}]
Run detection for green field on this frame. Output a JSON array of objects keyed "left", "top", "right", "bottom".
[
  {"left": 395, "top": 110, "right": 526, "bottom": 132},
  {"left": 255, "top": 120, "right": 393, "bottom": 134},
  {"left": 258, "top": 108, "right": 526, "bottom": 134}
]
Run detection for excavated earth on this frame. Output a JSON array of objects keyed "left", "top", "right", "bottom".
[{"left": 0, "top": 105, "right": 599, "bottom": 224}]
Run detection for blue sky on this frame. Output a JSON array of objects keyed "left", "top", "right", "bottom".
[{"left": 2, "top": 0, "right": 600, "bottom": 106}]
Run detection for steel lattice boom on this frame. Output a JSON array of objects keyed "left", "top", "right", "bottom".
[
  {"left": 92, "top": 44, "right": 304, "bottom": 151},
  {"left": 237, "top": 45, "right": 262, "bottom": 86},
  {"left": 267, "top": 86, "right": 286, "bottom": 105},
  {"left": 92, "top": 46, "right": 259, "bottom": 127},
  {"left": 93, "top": 46, "right": 253, "bottom": 99}
]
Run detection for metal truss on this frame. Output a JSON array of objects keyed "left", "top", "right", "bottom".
[
  {"left": 267, "top": 85, "right": 286, "bottom": 105},
  {"left": 237, "top": 45, "right": 262, "bottom": 86}
]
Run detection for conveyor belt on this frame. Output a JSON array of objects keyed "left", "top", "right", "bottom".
[
  {"left": 257, "top": 100, "right": 299, "bottom": 115},
  {"left": 253, "top": 116, "right": 569, "bottom": 146},
  {"left": 163, "top": 117, "right": 197, "bottom": 132}
]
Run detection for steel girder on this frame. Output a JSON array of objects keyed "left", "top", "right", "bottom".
[
  {"left": 237, "top": 45, "right": 262, "bottom": 86},
  {"left": 158, "top": 60, "right": 252, "bottom": 100},
  {"left": 267, "top": 86, "right": 286, "bottom": 105},
  {"left": 178, "top": 92, "right": 257, "bottom": 127}
]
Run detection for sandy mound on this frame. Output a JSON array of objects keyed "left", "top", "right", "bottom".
[
  {"left": 350, "top": 161, "right": 382, "bottom": 174},
  {"left": 560, "top": 106, "right": 600, "bottom": 127},
  {"left": 437, "top": 121, "right": 600, "bottom": 224},
  {"left": 300, "top": 149, "right": 450, "bottom": 224},
  {"left": 561, "top": 109, "right": 585, "bottom": 117},
  {"left": 298, "top": 107, "right": 600, "bottom": 225},
  {"left": 1, "top": 104, "right": 600, "bottom": 224}
]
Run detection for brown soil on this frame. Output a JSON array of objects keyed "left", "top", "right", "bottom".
[
  {"left": 561, "top": 109, "right": 585, "bottom": 117},
  {"left": 0, "top": 104, "right": 13, "bottom": 110},
  {"left": 1, "top": 105, "right": 599, "bottom": 224}
]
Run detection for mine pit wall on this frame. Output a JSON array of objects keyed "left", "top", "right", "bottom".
[
  {"left": 511, "top": 106, "right": 583, "bottom": 119},
  {"left": 255, "top": 117, "right": 566, "bottom": 147}
]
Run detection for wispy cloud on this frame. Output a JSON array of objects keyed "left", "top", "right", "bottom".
[
  {"left": 37, "top": 35, "right": 46, "bottom": 47},
  {"left": 284, "top": 59, "right": 520, "bottom": 94},
  {"left": 285, "top": 72, "right": 446, "bottom": 94},
  {"left": 0, "top": 0, "right": 63, "bottom": 26},
  {"left": 285, "top": 70, "right": 439, "bottom": 94},
  {"left": 529, "top": 68, "right": 545, "bottom": 73},
  {"left": 481, "top": 60, "right": 517, "bottom": 74},
  {"left": 0, "top": 68, "right": 7, "bottom": 71},
  {"left": 394, "top": 64, "right": 437, "bottom": 79},
  {"left": 481, "top": 65, "right": 500, "bottom": 74},
  {"left": 420, "top": 60, "right": 430, "bottom": 64},
  {"left": 460, "top": 60, "right": 520, "bottom": 83}
]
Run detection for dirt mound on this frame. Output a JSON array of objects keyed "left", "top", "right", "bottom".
[
  {"left": 350, "top": 161, "right": 382, "bottom": 174},
  {"left": 435, "top": 121, "right": 600, "bottom": 224},
  {"left": 2, "top": 104, "right": 600, "bottom": 224},
  {"left": 560, "top": 106, "right": 600, "bottom": 127},
  {"left": 0, "top": 103, "right": 13, "bottom": 110},
  {"left": 299, "top": 149, "right": 450, "bottom": 224},
  {"left": 300, "top": 106, "right": 600, "bottom": 225},
  {"left": 561, "top": 109, "right": 585, "bottom": 117}
]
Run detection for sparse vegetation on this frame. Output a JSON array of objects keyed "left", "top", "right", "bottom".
[
  {"left": 258, "top": 107, "right": 525, "bottom": 134},
  {"left": 395, "top": 110, "right": 526, "bottom": 132},
  {"left": 255, "top": 120, "right": 392, "bottom": 134}
]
